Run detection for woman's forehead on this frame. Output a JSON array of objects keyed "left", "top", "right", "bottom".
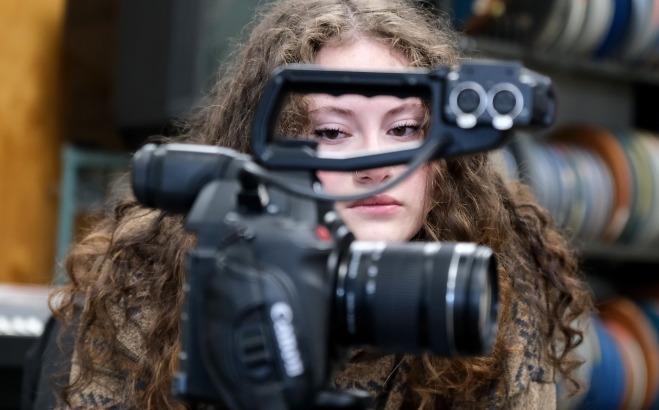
[{"left": 313, "top": 37, "right": 410, "bottom": 69}]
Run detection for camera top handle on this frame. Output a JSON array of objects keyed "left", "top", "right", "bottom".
[{"left": 251, "top": 60, "right": 554, "bottom": 172}]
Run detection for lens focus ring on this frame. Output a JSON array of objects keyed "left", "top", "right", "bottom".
[{"left": 337, "top": 241, "right": 498, "bottom": 358}]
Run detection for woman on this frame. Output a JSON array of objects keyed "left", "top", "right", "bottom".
[{"left": 50, "top": 0, "right": 593, "bottom": 408}]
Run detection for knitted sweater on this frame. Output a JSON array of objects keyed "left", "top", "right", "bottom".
[{"left": 66, "top": 296, "right": 556, "bottom": 409}]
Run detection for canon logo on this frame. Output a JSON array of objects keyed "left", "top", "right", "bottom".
[{"left": 270, "top": 302, "right": 304, "bottom": 377}]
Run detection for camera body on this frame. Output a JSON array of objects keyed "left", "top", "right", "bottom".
[{"left": 173, "top": 174, "right": 338, "bottom": 409}]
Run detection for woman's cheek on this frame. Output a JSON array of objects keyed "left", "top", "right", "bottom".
[{"left": 316, "top": 170, "right": 349, "bottom": 195}]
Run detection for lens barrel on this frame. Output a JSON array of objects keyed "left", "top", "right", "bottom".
[{"left": 334, "top": 241, "right": 498, "bottom": 357}]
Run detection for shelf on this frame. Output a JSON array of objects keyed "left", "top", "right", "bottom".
[
  {"left": 579, "top": 243, "right": 659, "bottom": 265},
  {"left": 578, "top": 243, "right": 659, "bottom": 288},
  {"left": 461, "top": 37, "right": 659, "bottom": 86}
]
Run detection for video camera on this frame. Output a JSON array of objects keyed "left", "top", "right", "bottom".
[{"left": 131, "top": 59, "right": 554, "bottom": 409}]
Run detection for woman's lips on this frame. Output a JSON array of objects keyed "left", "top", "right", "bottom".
[{"left": 347, "top": 195, "right": 402, "bottom": 215}]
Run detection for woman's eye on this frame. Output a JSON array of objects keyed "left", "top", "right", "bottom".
[
  {"left": 389, "top": 124, "right": 421, "bottom": 137},
  {"left": 313, "top": 128, "right": 346, "bottom": 141}
]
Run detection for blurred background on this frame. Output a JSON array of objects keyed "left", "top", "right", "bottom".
[{"left": 1, "top": 0, "right": 659, "bottom": 409}]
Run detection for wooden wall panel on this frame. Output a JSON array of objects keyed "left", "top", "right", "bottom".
[{"left": 0, "top": 0, "right": 67, "bottom": 283}]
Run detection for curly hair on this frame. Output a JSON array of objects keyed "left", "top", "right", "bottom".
[{"left": 51, "top": 0, "right": 593, "bottom": 408}]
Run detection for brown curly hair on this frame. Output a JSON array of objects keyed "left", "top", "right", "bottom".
[{"left": 51, "top": 0, "right": 593, "bottom": 408}]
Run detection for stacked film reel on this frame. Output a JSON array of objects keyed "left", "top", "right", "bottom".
[
  {"left": 450, "top": 0, "right": 659, "bottom": 66},
  {"left": 503, "top": 126, "right": 659, "bottom": 247},
  {"left": 493, "top": 129, "right": 659, "bottom": 408},
  {"left": 556, "top": 296, "right": 659, "bottom": 410}
]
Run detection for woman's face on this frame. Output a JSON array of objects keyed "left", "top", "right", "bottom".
[{"left": 312, "top": 38, "right": 429, "bottom": 242}]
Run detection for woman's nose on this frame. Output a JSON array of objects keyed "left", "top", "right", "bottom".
[
  {"left": 359, "top": 131, "right": 385, "bottom": 154},
  {"left": 354, "top": 167, "right": 393, "bottom": 184}
]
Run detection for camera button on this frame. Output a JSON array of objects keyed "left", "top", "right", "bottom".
[
  {"left": 492, "top": 90, "right": 516, "bottom": 115},
  {"left": 315, "top": 226, "right": 332, "bottom": 241},
  {"left": 457, "top": 88, "right": 481, "bottom": 113}
]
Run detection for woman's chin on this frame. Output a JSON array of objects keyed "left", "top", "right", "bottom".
[{"left": 349, "top": 225, "right": 414, "bottom": 243}]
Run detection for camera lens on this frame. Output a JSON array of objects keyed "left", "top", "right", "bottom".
[{"left": 334, "top": 241, "right": 498, "bottom": 357}]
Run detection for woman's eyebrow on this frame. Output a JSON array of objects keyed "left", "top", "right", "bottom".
[
  {"left": 308, "top": 101, "right": 422, "bottom": 117},
  {"left": 308, "top": 106, "right": 354, "bottom": 116},
  {"left": 386, "top": 101, "right": 423, "bottom": 117}
]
